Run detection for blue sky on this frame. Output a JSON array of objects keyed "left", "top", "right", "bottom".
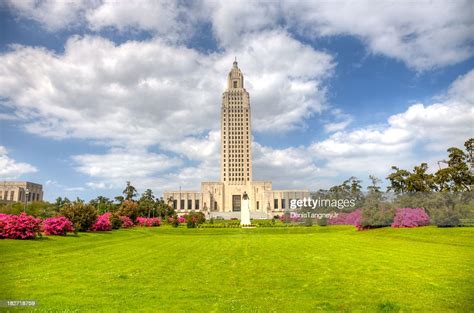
[{"left": 0, "top": 1, "right": 473, "bottom": 202}]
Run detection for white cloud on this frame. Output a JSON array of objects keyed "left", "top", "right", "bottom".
[
  {"left": 0, "top": 32, "right": 333, "bottom": 146},
  {"left": 72, "top": 149, "right": 182, "bottom": 181},
  {"left": 282, "top": 0, "right": 473, "bottom": 71},
  {"left": 85, "top": 0, "right": 197, "bottom": 40},
  {"left": 323, "top": 109, "right": 353, "bottom": 133},
  {"left": 7, "top": 1, "right": 471, "bottom": 70},
  {"left": 253, "top": 143, "right": 321, "bottom": 189},
  {"left": 6, "top": 0, "right": 89, "bottom": 31},
  {"left": 0, "top": 146, "right": 38, "bottom": 179},
  {"left": 86, "top": 182, "right": 113, "bottom": 190},
  {"left": 203, "top": 0, "right": 280, "bottom": 47},
  {"left": 76, "top": 152, "right": 219, "bottom": 193},
  {"left": 310, "top": 69, "right": 474, "bottom": 176}
]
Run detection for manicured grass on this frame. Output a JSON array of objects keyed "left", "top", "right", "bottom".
[{"left": 1, "top": 226, "right": 473, "bottom": 312}]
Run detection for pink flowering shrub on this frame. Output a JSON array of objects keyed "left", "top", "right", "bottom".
[
  {"left": 91, "top": 213, "right": 112, "bottom": 231},
  {"left": 327, "top": 209, "right": 362, "bottom": 227},
  {"left": 346, "top": 209, "right": 362, "bottom": 226},
  {"left": 328, "top": 212, "right": 349, "bottom": 225},
  {"left": 391, "top": 208, "right": 430, "bottom": 228},
  {"left": 136, "top": 217, "right": 161, "bottom": 227},
  {"left": 167, "top": 216, "right": 186, "bottom": 223},
  {"left": 43, "top": 216, "right": 74, "bottom": 236},
  {"left": 119, "top": 216, "right": 134, "bottom": 228},
  {"left": 0, "top": 213, "right": 42, "bottom": 239}
]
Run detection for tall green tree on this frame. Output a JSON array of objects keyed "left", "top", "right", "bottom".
[
  {"left": 434, "top": 140, "right": 473, "bottom": 191},
  {"left": 123, "top": 181, "right": 137, "bottom": 201},
  {"left": 156, "top": 197, "right": 175, "bottom": 219},
  {"left": 367, "top": 175, "right": 382, "bottom": 193},
  {"left": 387, "top": 166, "right": 411, "bottom": 193},
  {"left": 89, "top": 196, "right": 115, "bottom": 214},
  {"left": 138, "top": 189, "right": 155, "bottom": 217}
]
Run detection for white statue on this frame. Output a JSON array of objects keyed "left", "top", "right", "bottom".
[{"left": 240, "top": 192, "right": 251, "bottom": 226}]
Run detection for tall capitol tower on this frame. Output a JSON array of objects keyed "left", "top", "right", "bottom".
[
  {"left": 221, "top": 59, "right": 252, "bottom": 184},
  {"left": 164, "top": 60, "right": 309, "bottom": 217}
]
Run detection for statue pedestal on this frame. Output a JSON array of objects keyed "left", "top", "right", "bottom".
[{"left": 240, "top": 198, "right": 251, "bottom": 226}]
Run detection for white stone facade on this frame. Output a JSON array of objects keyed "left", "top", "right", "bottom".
[{"left": 0, "top": 181, "right": 43, "bottom": 203}]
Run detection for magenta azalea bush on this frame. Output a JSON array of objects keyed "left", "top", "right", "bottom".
[
  {"left": 0, "top": 213, "right": 42, "bottom": 239},
  {"left": 327, "top": 209, "right": 362, "bottom": 226},
  {"left": 43, "top": 216, "right": 74, "bottom": 236},
  {"left": 346, "top": 209, "right": 362, "bottom": 227},
  {"left": 119, "top": 216, "right": 134, "bottom": 228},
  {"left": 328, "top": 212, "right": 348, "bottom": 225},
  {"left": 91, "top": 213, "right": 112, "bottom": 231},
  {"left": 392, "top": 208, "right": 430, "bottom": 228},
  {"left": 167, "top": 216, "right": 186, "bottom": 224},
  {"left": 136, "top": 217, "right": 161, "bottom": 227}
]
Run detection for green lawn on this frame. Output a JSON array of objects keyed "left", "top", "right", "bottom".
[{"left": 1, "top": 226, "right": 473, "bottom": 312}]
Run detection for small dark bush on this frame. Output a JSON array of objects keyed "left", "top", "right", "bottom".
[
  {"left": 185, "top": 212, "right": 206, "bottom": 228},
  {"left": 318, "top": 217, "right": 327, "bottom": 226},
  {"left": 110, "top": 214, "right": 123, "bottom": 229}
]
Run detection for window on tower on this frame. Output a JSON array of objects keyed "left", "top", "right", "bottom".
[{"left": 233, "top": 81, "right": 237, "bottom": 88}]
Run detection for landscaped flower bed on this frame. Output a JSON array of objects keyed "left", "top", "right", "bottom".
[
  {"left": 136, "top": 217, "right": 161, "bottom": 227},
  {"left": 0, "top": 213, "right": 42, "bottom": 239}
]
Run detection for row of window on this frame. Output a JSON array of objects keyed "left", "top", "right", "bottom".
[
  {"left": 224, "top": 117, "right": 247, "bottom": 121},
  {"left": 274, "top": 199, "right": 287, "bottom": 209},
  {"left": 224, "top": 169, "right": 250, "bottom": 172},
  {"left": 224, "top": 144, "right": 249, "bottom": 148},
  {"left": 172, "top": 199, "right": 200, "bottom": 211},
  {"left": 225, "top": 178, "right": 249, "bottom": 182},
  {"left": 224, "top": 156, "right": 250, "bottom": 161},
  {"left": 172, "top": 199, "right": 222, "bottom": 211},
  {"left": 223, "top": 124, "right": 248, "bottom": 128},
  {"left": 223, "top": 149, "right": 249, "bottom": 152},
  {"left": 223, "top": 113, "right": 247, "bottom": 116},
  {"left": 225, "top": 173, "right": 249, "bottom": 177},
  {"left": 223, "top": 154, "right": 249, "bottom": 158},
  {"left": 222, "top": 107, "right": 248, "bottom": 111},
  {"left": 224, "top": 166, "right": 250, "bottom": 171},
  {"left": 224, "top": 170, "right": 251, "bottom": 174},
  {"left": 0, "top": 190, "right": 40, "bottom": 202}
]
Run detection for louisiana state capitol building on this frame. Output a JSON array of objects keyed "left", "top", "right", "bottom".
[{"left": 164, "top": 60, "right": 309, "bottom": 218}]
